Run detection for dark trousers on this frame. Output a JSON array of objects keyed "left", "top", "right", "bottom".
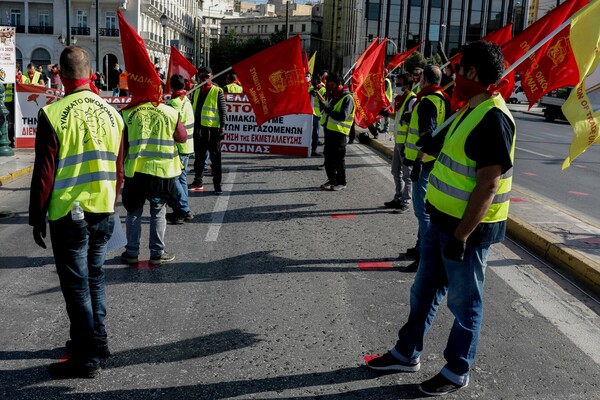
[
  {"left": 193, "top": 127, "right": 222, "bottom": 189},
  {"left": 312, "top": 115, "right": 320, "bottom": 152},
  {"left": 323, "top": 129, "right": 347, "bottom": 185},
  {"left": 49, "top": 212, "right": 114, "bottom": 365}
]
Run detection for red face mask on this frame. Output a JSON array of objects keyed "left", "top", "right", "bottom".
[
  {"left": 60, "top": 73, "right": 100, "bottom": 95},
  {"left": 450, "top": 72, "right": 509, "bottom": 111}
]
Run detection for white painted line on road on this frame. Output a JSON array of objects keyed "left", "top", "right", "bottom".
[
  {"left": 205, "top": 168, "right": 237, "bottom": 242},
  {"left": 515, "top": 146, "right": 555, "bottom": 158}
]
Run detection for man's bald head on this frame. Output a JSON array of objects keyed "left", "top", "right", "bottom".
[{"left": 59, "top": 46, "right": 91, "bottom": 79}]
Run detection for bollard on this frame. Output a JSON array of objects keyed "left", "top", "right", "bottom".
[{"left": 0, "top": 84, "right": 14, "bottom": 156}]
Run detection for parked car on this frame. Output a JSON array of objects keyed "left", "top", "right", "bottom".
[{"left": 508, "top": 84, "right": 528, "bottom": 104}]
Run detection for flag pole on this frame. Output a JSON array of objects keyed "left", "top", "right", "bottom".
[
  {"left": 430, "top": 17, "right": 572, "bottom": 138},
  {"left": 187, "top": 66, "right": 233, "bottom": 96}
]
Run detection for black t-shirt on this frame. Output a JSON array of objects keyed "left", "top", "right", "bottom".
[{"left": 427, "top": 106, "right": 515, "bottom": 245}]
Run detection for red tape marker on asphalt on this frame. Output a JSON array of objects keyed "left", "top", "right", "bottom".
[
  {"left": 583, "top": 238, "right": 600, "bottom": 244},
  {"left": 510, "top": 197, "right": 526, "bottom": 203},
  {"left": 59, "top": 352, "right": 72, "bottom": 362},
  {"left": 358, "top": 262, "right": 393, "bottom": 270},
  {"left": 568, "top": 191, "right": 589, "bottom": 196},
  {"left": 364, "top": 355, "right": 381, "bottom": 364},
  {"left": 332, "top": 214, "right": 357, "bottom": 219},
  {"left": 129, "top": 260, "right": 159, "bottom": 270},
  {"left": 523, "top": 172, "right": 537, "bottom": 176},
  {"left": 190, "top": 187, "right": 206, "bottom": 192}
]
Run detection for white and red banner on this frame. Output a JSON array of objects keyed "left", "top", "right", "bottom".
[
  {"left": 14, "top": 84, "right": 312, "bottom": 157},
  {"left": 0, "top": 26, "right": 16, "bottom": 84},
  {"left": 221, "top": 93, "right": 312, "bottom": 157}
]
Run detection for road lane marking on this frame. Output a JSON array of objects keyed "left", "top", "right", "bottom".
[
  {"left": 515, "top": 146, "right": 555, "bottom": 158},
  {"left": 332, "top": 214, "right": 357, "bottom": 219},
  {"left": 205, "top": 168, "right": 237, "bottom": 242}
]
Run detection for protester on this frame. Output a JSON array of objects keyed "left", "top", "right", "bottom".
[
  {"left": 402, "top": 64, "right": 450, "bottom": 271},
  {"left": 38, "top": 65, "right": 49, "bottom": 87},
  {"left": 188, "top": 66, "right": 227, "bottom": 194},
  {"left": 224, "top": 73, "right": 243, "bottom": 93},
  {"left": 108, "top": 63, "right": 121, "bottom": 96},
  {"left": 379, "top": 70, "right": 394, "bottom": 135},
  {"left": 367, "top": 40, "right": 516, "bottom": 396},
  {"left": 119, "top": 70, "right": 129, "bottom": 96},
  {"left": 411, "top": 67, "right": 423, "bottom": 94},
  {"left": 441, "top": 64, "right": 456, "bottom": 97},
  {"left": 380, "top": 73, "right": 417, "bottom": 212},
  {"left": 166, "top": 74, "right": 195, "bottom": 225},
  {"left": 22, "top": 63, "right": 44, "bottom": 85},
  {"left": 49, "top": 64, "right": 62, "bottom": 90},
  {"left": 29, "top": 46, "right": 124, "bottom": 379},
  {"left": 315, "top": 73, "right": 355, "bottom": 191},
  {"left": 308, "top": 73, "right": 326, "bottom": 156}
]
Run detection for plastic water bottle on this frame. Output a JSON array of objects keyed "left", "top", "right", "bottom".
[{"left": 71, "top": 201, "right": 84, "bottom": 221}]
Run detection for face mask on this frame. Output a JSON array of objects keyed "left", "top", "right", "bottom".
[
  {"left": 306, "top": 76, "right": 311, "bottom": 83},
  {"left": 396, "top": 87, "right": 404, "bottom": 95}
]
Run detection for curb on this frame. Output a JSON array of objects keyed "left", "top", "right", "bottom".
[
  {"left": 0, "top": 165, "right": 33, "bottom": 187},
  {"left": 368, "top": 138, "right": 600, "bottom": 296}
]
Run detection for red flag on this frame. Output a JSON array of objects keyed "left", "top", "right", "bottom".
[
  {"left": 351, "top": 38, "right": 379, "bottom": 92},
  {"left": 165, "top": 45, "right": 197, "bottom": 94},
  {"left": 502, "top": 0, "right": 588, "bottom": 105},
  {"left": 233, "top": 35, "right": 312, "bottom": 126},
  {"left": 352, "top": 39, "right": 390, "bottom": 128},
  {"left": 386, "top": 42, "right": 422, "bottom": 71},
  {"left": 302, "top": 51, "right": 310, "bottom": 74},
  {"left": 117, "top": 10, "right": 162, "bottom": 107}
]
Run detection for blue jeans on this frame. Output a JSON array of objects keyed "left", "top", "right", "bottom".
[
  {"left": 411, "top": 163, "right": 431, "bottom": 251},
  {"left": 49, "top": 212, "right": 114, "bottom": 365},
  {"left": 312, "top": 115, "right": 320, "bottom": 153},
  {"left": 125, "top": 198, "right": 167, "bottom": 258},
  {"left": 174, "top": 153, "right": 191, "bottom": 213},
  {"left": 391, "top": 223, "right": 490, "bottom": 386}
]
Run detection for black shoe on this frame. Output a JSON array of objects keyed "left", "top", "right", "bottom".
[
  {"left": 188, "top": 179, "right": 204, "bottom": 190},
  {"left": 166, "top": 212, "right": 184, "bottom": 225},
  {"left": 418, "top": 373, "right": 467, "bottom": 396},
  {"left": 406, "top": 247, "right": 419, "bottom": 258},
  {"left": 311, "top": 151, "right": 321, "bottom": 157},
  {"left": 384, "top": 200, "right": 401, "bottom": 209},
  {"left": 65, "top": 340, "right": 110, "bottom": 359},
  {"left": 150, "top": 252, "right": 175, "bottom": 265},
  {"left": 404, "top": 259, "right": 419, "bottom": 272},
  {"left": 366, "top": 352, "right": 420, "bottom": 372},
  {"left": 49, "top": 358, "right": 100, "bottom": 379},
  {"left": 120, "top": 251, "right": 138, "bottom": 265},
  {"left": 180, "top": 210, "right": 194, "bottom": 221},
  {"left": 317, "top": 141, "right": 324, "bottom": 146},
  {"left": 214, "top": 185, "right": 223, "bottom": 195}
]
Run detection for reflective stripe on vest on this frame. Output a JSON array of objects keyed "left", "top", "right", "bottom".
[
  {"left": 4, "top": 84, "right": 13, "bottom": 102},
  {"left": 321, "top": 93, "right": 355, "bottom": 135},
  {"left": 192, "top": 86, "right": 222, "bottom": 128},
  {"left": 404, "top": 93, "right": 446, "bottom": 163},
  {"left": 310, "top": 85, "right": 325, "bottom": 116},
  {"left": 395, "top": 91, "right": 415, "bottom": 144},
  {"left": 42, "top": 91, "right": 124, "bottom": 221},
  {"left": 168, "top": 96, "right": 195, "bottom": 154},
  {"left": 122, "top": 102, "right": 181, "bottom": 178},
  {"left": 426, "top": 95, "right": 516, "bottom": 223},
  {"left": 385, "top": 78, "right": 393, "bottom": 102},
  {"left": 225, "top": 83, "right": 243, "bottom": 93}
]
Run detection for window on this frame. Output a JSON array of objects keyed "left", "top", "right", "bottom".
[
  {"left": 241, "top": 26, "right": 245, "bottom": 33},
  {"left": 10, "top": 9, "right": 21, "bottom": 26},
  {"left": 301, "top": 23, "right": 306, "bottom": 32},
  {"left": 275, "top": 25, "right": 279, "bottom": 32},
  {"left": 105, "top": 11, "right": 117, "bottom": 29},
  {"left": 77, "top": 10, "right": 88, "bottom": 27},
  {"left": 224, "top": 26, "right": 228, "bottom": 34},
  {"left": 289, "top": 24, "right": 294, "bottom": 32},
  {"left": 39, "top": 10, "right": 50, "bottom": 27}
]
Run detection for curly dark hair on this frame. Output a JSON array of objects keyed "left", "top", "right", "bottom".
[{"left": 460, "top": 40, "right": 505, "bottom": 86}]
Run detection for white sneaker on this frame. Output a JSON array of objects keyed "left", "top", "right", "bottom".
[{"left": 332, "top": 184, "right": 346, "bottom": 191}]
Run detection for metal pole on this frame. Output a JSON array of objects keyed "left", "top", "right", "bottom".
[
  {"left": 285, "top": 1, "right": 289, "bottom": 39},
  {"left": 95, "top": 0, "right": 100, "bottom": 72},
  {"left": 66, "top": 0, "right": 71, "bottom": 45}
]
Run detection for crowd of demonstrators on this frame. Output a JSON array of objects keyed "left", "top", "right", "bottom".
[
  {"left": 29, "top": 46, "right": 125, "bottom": 379},
  {"left": 380, "top": 73, "right": 417, "bottom": 213},
  {"left": 367, "top": 40, "right": 516, "bottom": 396},
  {"left": 166, "top": 74, "right": 195, "bottom": 225},
  {"left": 189, "top": 66, "right": 227, "bottom": 195},
  {"left": 402, "top": 65, "right": 450, "bottom": 271},
  {"left": 315, "top": 73, "right": 356, "bottom": 191}
]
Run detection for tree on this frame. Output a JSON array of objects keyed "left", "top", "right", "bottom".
[{"left": 404, "top": 51, "right": 427, "bottom": 74}]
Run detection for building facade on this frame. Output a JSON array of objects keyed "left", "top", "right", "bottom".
[{"left": 1, "top": 0, "right": 200, "bottom": 80}]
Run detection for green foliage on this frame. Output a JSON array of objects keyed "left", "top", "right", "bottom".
[
  {"left": 210, "top": 32, "right": 274, "bottom": 76},
  {"left": 426, "top": 54, "right": 442, "bottom": 66},
  {"left": 404, "top": 51, "right": 427, "bottom": 74}
]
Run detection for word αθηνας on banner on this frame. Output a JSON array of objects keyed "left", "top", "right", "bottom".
[{"left": 221, "top": 93, "right": 312, "bottom": 157}]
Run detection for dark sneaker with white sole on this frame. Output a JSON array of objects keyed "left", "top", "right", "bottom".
[
  {"left": 120, "top": 251, "right": 138, "bottom": 265},
  {"left": 150, "top": 252, "right": 175, "bottom": 265},
  {"left": 418, "top": 373, "right": 467, "bottom": 396},
  {"left": 366, "top": 352, "right": 420, "bottom": 372},
  {"left": 49, "top": 358, "right": 100, "bottom": 379}
]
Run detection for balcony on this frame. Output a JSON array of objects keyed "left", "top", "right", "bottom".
[
  {"left": 70, "top": 26, "right": 91, "bottom": 35},
  {"left": 28, "top": 26, "right": 53, "bottom": 34},
  {"left": 15, "top": 25, "right": 25, "bottom": 33},
  {"left": 99, "top": 28, "right": 120, "bottom": 37}
]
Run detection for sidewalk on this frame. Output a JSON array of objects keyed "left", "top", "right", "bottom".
[
  {"left": 2, "top": 128, "right": 600, "bottom": 295},
  {"left": 366, "top": 108, "right": 600, "bottom": 295}
]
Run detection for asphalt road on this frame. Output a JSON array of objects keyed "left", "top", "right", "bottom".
[
  {"left": 512, "top": 111, "right": 600, "bottom": 222},
  {"left": 1, "top": 144, "right": 600, "bottom": 399}
]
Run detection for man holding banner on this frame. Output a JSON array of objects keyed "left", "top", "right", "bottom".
[{"left": 367, "top": 41, "right": 516, "bottom": 396}]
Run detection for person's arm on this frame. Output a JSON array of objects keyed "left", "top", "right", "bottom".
[
  {"left": 114, "top": 131, "right": 125, "bottom": 206},
  {"left": 415, "top": 98, "right": 439, "bottom": 162},
  {"left": 217, "top": 88, "right": 227, "bottom": 134},
  {"left": 174, "top": 117, "right": 187, "bottom": 143}
]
